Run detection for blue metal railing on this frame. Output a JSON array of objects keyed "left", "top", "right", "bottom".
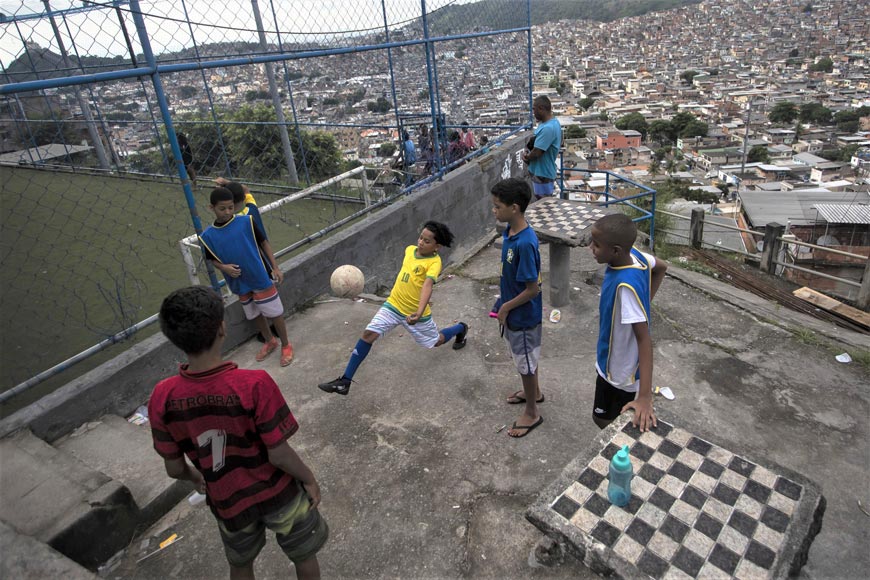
[{"left": 558, "top": 151, "right": 658, "bottom": 247}]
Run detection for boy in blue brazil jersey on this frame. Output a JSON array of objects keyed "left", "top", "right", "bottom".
[{"left": 491, "top": 178, "right": 544, "bottom": 438}]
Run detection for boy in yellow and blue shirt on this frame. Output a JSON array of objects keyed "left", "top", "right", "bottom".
[{"left": 318, "top": 221, "right": 468, "bottom": 396}]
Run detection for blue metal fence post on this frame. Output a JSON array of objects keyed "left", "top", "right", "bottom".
[{"left": 127, "top": 0, "right": 219, "bottom": 289}]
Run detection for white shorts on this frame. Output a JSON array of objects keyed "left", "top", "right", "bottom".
[
  {"left": 366, "top": 306, "right": 440, "bottom": 348},
  {"left": 239, "top": 286, "right": 284, "bottom": 320}
]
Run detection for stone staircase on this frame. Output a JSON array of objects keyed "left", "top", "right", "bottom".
[{"left": 0, "top": 414, "right": 190, "bottom": 572}]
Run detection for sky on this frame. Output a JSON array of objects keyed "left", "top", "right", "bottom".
[{"left": 0, "top": 0, "right": 476, "bottom": 69}]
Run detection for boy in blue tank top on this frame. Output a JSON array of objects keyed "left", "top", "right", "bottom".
[
  {"left": 589, "top": 213, "right": 667, "bottom": 433},
  {"left": 199, "top": 188, "right": 294, "bottom": 367}
]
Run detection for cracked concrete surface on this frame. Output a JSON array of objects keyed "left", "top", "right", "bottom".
[{"left": 113, "top": 242, "right": 868, "bottom": 579}]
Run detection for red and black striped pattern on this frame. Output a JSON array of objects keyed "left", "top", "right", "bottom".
[{"left": 149, "top": 362, "right": 300, "bottom": 531}]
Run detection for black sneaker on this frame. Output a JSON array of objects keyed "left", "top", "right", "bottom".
[
  {"left": 318, "top": 376, "right": 351, "bottom": 396},
  {"left": 452, "top": 322, "right": 468, "bottom": 350}
]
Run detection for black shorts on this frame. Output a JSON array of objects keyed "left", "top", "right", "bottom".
[{"left": 593, "top": 374, "right": 637, "bottom": 421}]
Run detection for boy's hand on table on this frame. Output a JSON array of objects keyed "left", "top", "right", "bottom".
[{"left": 622, "top": 396, "right": 657, "bottom": 432}]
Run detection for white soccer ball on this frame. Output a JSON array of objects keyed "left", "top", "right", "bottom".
[{"left": 330, "top": 265, "right": 365, "bottom": 298}]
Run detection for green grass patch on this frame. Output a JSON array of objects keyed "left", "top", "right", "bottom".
[{"left": 0, "top": 166, "right": 363, "bottom": 396}]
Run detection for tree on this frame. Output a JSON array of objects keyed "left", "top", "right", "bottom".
[
  {"left": 540, "top": 62, "right": 549, "bottom": 72},
  {"left": 789, "top": 48, "right": 799, "bottom": 58},
  {"left": 834, "top": 106, "right": 870, "bottom": 133},
  {"left": 810, "top": 57, "right": 833, "bottom": 73},
  {"left": 563, "top": 125, "right": 587, "bottom": 139},
  {"left": 614, "top": 112, "right": 648, "bottom": 139},
  {"left": 377, "top": 142, "right": 396, "bottom": 157},
  {"left": 245, "top": 90, "right": 270, "bottom": 102},
  {"left": 680, "top": 119, "right": 708, "bottom": 138},
  {"left": 178, "top": 85, "right": 198, "bottom": 99},
  {"left": 578, "top": 97, "right": 595, "bottom": 111},
  {"left": 680, "top": 70, "right": 700, "bottom": 84},
  {"left": 418, "top": 88, "right": 429, "bottom": 101},
  {"left": 323, "top": 97, "right": 340, "bottom": 106},
  {"left": 803, "top": 2, "right": 813, "bottom": 13},
  {"left": 747, "top": 145, "right": 770, "bottom": 163},
  {"left": 769, "top": 102, "right": 799, "bottom": 124},
  {"left": 648, "top": 157, "right": 661, "bottom": 176},
  {"left": 670, "top": 112, "right": 697, "bottom": 137},
  {"left": 366, "top": 97, "right": 391, "bottom": 114},
  {"left": 26, "top": 113, "right": 81, "bottom": 146},
  {"left": 799, "top": 102, "right": 832, "bottom": 124},
  {"left": 172, "top": 104, "right": 343, "bottom": 182},
  {"left": 648, "top": 120, "right": 675, "bottom": 145}
]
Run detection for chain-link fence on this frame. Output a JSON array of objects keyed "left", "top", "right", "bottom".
[{"left": 0, "top": 0, "right": 533, "bottom": 409}]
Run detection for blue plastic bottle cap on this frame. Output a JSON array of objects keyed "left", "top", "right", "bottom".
[{"left": 612, "top": 444, "right": 632, "bottom": 472}]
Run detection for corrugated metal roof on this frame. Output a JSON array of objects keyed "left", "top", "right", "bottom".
[
  {"left": 740, "top": 190, "right": 869, "bottom": 226},
  {"left": 812, "top": 203, "right": 870, "bottom": 225}
]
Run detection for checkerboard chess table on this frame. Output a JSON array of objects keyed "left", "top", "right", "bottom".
[
  {"left": 526, "top": 414, "right": 825, "bottom": 579},
  {"left": 524, "top": 198, "right": 611, "bottom": 307}
]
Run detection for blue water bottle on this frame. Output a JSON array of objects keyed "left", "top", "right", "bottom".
[{"left": 608, "top": 444, "right": 633, "bottom": 507}]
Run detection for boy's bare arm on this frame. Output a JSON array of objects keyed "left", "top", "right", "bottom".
[
  {"left": 267, "top": 442, "right": 320, "bottom": 508},
  {"left": 621, "top": 321, "right": 657, "bottom": 432},
  {"left": 163, "top": 457, "right": 206, "bottom": 493},
  {"left": 497, "top": 280, "right": 539, "bottom": 325},
  {"left": 650, "top": 259, "right": 668, "bottom": 300},
  {"left": 407, "top": 277, "right": 435, "bottom": 324},
  {"left": 258, "top": 240, "right": 284, "bottom": 284}
]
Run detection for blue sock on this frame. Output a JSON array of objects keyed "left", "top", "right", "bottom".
[
  {"left": 440, "top": 323, "right": 465, "bottom": 343},
  {"left": 343, "top": 339, "right": 372, "bottom": 380}
]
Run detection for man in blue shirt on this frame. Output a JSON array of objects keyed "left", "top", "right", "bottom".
[
  {"left": 522, "top": 95, "right": 562, "bottom": 199},
  {"left": 401, "top": 131, "right": 417, "bottom": 186}
]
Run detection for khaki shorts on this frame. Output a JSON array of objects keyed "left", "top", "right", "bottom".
[{"left": 217, "top": 485, "right": 328, "bottom": 567}]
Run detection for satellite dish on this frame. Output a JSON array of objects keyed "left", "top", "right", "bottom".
[{"left": 816, "top": 235, "right": 840, "bottom": 247}]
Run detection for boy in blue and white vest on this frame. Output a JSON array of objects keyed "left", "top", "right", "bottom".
[
  {"left": 199, "top": 187, "right": 294, "bottom": 367},
  {"left": 589, "top": 214, "right": 667, "bottom": 433}
]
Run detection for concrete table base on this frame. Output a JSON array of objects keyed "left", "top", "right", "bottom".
[{"left": 527, "top": 414, "right": 825, "bottom": 579}]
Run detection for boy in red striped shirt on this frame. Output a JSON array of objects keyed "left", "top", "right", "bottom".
[{"left": 149, "top": 286, "right": 327, "bottom": 579}]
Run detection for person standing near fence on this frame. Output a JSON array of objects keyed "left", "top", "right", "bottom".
[
  {"left": 522, "top": 96, "right": 561, "bottom": 200},
  {"left": 401, "top": 131, "right": 417, "bottom": 186},
  {"left": 177, "top": 133, "right": 196, "bottom": 186},
  {"left": 460, "top": 121, "right": 476, "bottom": 152}
]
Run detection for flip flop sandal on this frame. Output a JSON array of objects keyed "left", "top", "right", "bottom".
[
  {"left": 506, "top": 390, "right": 545, "bottom": 404},
  {"left": 508, "top": 416, "right": 544, "bottom": 438}
]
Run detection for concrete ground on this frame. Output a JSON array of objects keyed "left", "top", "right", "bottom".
[{"left": 108, "top": 240, "right": 869, "bottom": 580}]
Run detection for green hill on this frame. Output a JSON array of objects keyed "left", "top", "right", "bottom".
[{"left": 425, "top": 0, "right": 702, "bottom": 33}]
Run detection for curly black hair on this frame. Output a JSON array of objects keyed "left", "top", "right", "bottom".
[
  {"left": 159, "top": 286, "right": 224, "bottom": 355},
  {"left": 422, "top": 220, "right": 454, "bottom": 248}
]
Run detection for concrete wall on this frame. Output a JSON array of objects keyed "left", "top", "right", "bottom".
[{"left": 1, "top": 135, "right": 530, "bottom": 443}]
